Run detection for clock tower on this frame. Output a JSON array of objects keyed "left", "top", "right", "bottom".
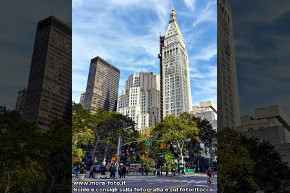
[
  {"left": 159, "top": 8, "right": 192, "bottom": 118},
  {"left": 217, "top": 0, "right": 241, "bottom": 129}
]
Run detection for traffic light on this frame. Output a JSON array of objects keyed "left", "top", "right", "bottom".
[
  {"left": 160, "top": 143, "right": 166, "bottom": 149},
  {"left": 111, "top": 157, "right": 116, "bottom": 162},
  {"left": 141, "top": 154, "right": 145, "bottom": 160}
]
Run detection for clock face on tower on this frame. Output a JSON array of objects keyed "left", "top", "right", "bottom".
[{"left": 168, "top": 66, "right": 175, "bottom": 74}]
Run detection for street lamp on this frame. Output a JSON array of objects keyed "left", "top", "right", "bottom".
[{"left": 115, "top": 136, "right": 121, "bottom": 178}]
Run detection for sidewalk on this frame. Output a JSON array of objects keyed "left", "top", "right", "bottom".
[{"left": 72, "top": 172, "right": 213, "bottom": 181}]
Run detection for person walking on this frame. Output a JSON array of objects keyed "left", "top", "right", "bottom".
[
  {"left": 118, "top": 166, "right": 122, "bottom": 178},
  {"left": 109, "top": 165, "right": 116, "bottom": 178},
  {"left": 172, "top": 168, "right": 176, "bottom": 176},
  {"left": 121, "top": 165, "right": 126, "bottom": 178},
  {"left": 145, "top": 167, "right": 148, "bottom": 176},
  {"left": 207, "top": 168, "right": 214, "bottom": 184},
  {"left": 75, "top": 165, "right": 80, "bottom": 177},
  {"left": 89, "top": 165, "right": 94, "bottom": 178},
  {"left": 153, "top": 167, "right": 156, "bottom": 176},
  {"left": 165, "top": 167, "right": 168, "bottom": 176}
]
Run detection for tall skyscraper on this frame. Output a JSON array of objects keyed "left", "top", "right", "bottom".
[
  {"left": 23, "top": 16, "right": 72, "bottom": 129},
  {"left": 159, "top": 8, "right": 192, "bottom": 118},
  {"left": 118, "top": 72, "right": 160, "bottom": 132},
  {"left": 83, "top": 56, "right": 120, "bottom": 112},
  {"left": 217, "top": 0, "right": 241, "bottom": 129},
  {"left": 15, "top": 87, "right": 27, "bottom": 115}
]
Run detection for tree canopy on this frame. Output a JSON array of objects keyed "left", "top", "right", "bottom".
[
  {"left": 218, "top": 127, "right": 290, "bottom": 193},
  {"left": 151, "top": 113, "right": 201, "bottom": 164},
  {"left": 0, "top": 106, "right": 71, "bottom": 192},
  {"left": 72, "top": 103, "right": 138, "bottom": 165}
]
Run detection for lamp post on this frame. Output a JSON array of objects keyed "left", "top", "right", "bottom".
[{"left": 115, "top": 136, "right": 121, "bottom": 178}]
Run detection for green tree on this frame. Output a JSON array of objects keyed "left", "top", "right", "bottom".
[
  {"left": 96, "top": 111, "right": 138, "bottom": 164},
  {"left": 218, "top": 128, "right": 290, "bottom": 193},
  {"left": 151, "top": 113, "right": 200, "bottom": 164},
  {"left": 181, "top": 114, "right": 217, "bottom": 164},
  {"left": 0, "top": 106, "right": 72, "bottom": 192},
  {"left": 72, "top": 104, "right": 139, "bottom": 165},
  {"left": 72, "top": 103, "right": 95, "bottom": 163},
  {"left": 40, "top": 120, "right": 72, "bottom": 192}
]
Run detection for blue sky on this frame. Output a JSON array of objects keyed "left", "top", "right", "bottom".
[
  {"left": 72, "top": 0, "right": 217, "bottom": 107},
  {"left": 229, "top": 0, "right": 290, "bottom": 116},
  {"left": 0, "top": 0, "right": 71, "bottom": 110}
]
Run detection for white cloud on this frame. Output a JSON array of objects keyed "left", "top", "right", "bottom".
[
  {"left": 192, "top": 1, "right": 216, "bottom": 27},
  {"left": 72, "top": 0, "right": 84, "bottom": 9},
  {"left": 183, "top": 0, "right": 197, "bottom": 11},
  {"left": 191, "top": 44, "right": 217, "bottom": 61},
  {"left": 73, "top": 0, "right": 217, "bottom": 106}
]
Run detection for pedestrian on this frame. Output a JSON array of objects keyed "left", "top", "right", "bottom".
[
  {"left": 109, "top": 165, "right": 115, "bottom": 178},
  {"left": 207, "top": 168, "right": 214, "bottom": 184},
  {"left": 166, "top": 167, "right": 168, "bottom": 176},
  {"left": 118, "top": 166, "right": 122, "bottom": 178},
  {"left": 75, "top": 165, "right": 80, "bottom": 177},
  {"left": 89, "top": 165, "right": 94, "bottom": 178},
  {"left": 122, "top": 165, "right": 126, "bottom": 178},
  {"left": 153, "top": 167, "right": 156, "bottom": 176},
  {"left": 172, "top": 168, "right": 176, "bottom": 176},
  {"left": 145, "top": 167, "right": 148, "bottom": 176}
]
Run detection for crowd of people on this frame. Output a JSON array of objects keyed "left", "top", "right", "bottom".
[{"left": 73, "top": 163, "right": 215, "bottom": 180}]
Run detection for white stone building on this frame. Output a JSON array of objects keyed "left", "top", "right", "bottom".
[
  {"left": 79, "top": 92, "right": 85, "bottom": 106},
  {"left": 190, "top": 101, "right": 217, "bottom": 161},
  {"left": 117, "top": 72, "right": 160, "bottom": 132},
  {"left": 236, "top": 105, "right": 290, "bottom": 166},
  {"left": 159, "top": 8, "right": 192, "bottom": 118},
  {"left": 191, "top": 101, "right": 217, "bottom": 130}
]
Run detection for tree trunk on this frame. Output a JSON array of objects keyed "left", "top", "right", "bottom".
[
  {"left": 177, "top": 142, "right": 184, "bottom": 164},
  {"left": 91, "top": 136, "right": 100, "bottom": 160},
  {"left": 102, "top": 142, "right": 109, "bottom": 165}
]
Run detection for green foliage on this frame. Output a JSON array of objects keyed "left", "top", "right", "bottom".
[
  {"left": 218, "top": 128, "right": 290, "bottom": 193},
  {"left": 72, "top": 103, "right": 95, "bottom": 161},
  {"left": 151, "top": 112, "right": 200, "bottom": 163},
  {"left": 72, "top": 104, "right": 138, "bottom": 164},
  {"left": 145, "top": 166, "right": 153, "bottom": 172},
  {"left": 40, "top": 120, "right": 72, "bottom": 192},
  {"left": 79, "top": 167, "right": 85, "bottom": 174},
  {"left": 0, "top": 106, "right": 71, "bottom": 193},
  {"left": 3, "top": 161, "right": 46, "bottom": 193},
  {"left": 163, "top": 151, "right": 175, "bottom": 164},
  {"left": 162, "top": 166, "right": 171, "bottom": 172},
  {"left": 143, "top": 157, "right": 155, "bottom": 166}
]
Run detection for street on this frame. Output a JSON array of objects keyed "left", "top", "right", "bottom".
[{"left": 72, "top": 173, "right": 217, "bottom": 193}]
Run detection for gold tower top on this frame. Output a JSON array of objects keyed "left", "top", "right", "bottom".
[{"left": 170, "top": 8, "right": 176, "bottom": 20}]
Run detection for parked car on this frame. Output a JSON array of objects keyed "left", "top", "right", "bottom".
[
  {"left": 99, "top": 166, "right": 107, "bottom": 175},
  {"left": 94, "top": 165, "right": 107, "bottom": 175}
]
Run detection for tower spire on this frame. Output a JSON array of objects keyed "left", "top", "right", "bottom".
[{"left": 170, "top": 7, "right": 176, "bottom": 20}]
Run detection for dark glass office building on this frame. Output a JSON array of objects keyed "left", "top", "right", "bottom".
[
  {"left": 83, "top": 56, "right": 120, "bottom": 112},
  {"left": 23, "top": 16, "right": 72, "bottom": 129}
]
